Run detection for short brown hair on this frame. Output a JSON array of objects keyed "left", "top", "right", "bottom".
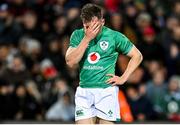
[{"left": 80, "top": 3, "right": 103, "bottom": 22}]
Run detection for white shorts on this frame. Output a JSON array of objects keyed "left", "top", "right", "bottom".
[{"left": 75, "top": 86, "right": 120, "bottom": 121}]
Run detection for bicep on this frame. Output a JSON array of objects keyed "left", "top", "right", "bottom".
[
  {"left": 115, "top": 32, "right": 133, "bottom": 54},
  {"left": 127, "top": 45, "right": 142, "bottom": 58},
  {"left": 65, "top": 47, "right": 77, "bottom": 58}
]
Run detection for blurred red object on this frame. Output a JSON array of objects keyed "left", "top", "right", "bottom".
[
  {"left": 168, "top": 114, "right": 180, "bottom": 121},
  {"left": 104, "top": 0, "right": 121, "bottom": 13},
  {"left": 143, "top": 26, "right": 155, "bottom": 36},
  {"left": 118, "top": 90, "right": 134, "bottom": 122},
  {"left": 43, "top": 67, "right": 58, "bottom": 79},
  {"left": 40, "top": 59, "right": 58, "bottom": 79}
]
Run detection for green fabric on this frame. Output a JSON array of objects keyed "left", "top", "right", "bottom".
[
  {"left": 69, "top": 26, "right": 133, "bottom": 88},
  {"left": 161, "top": 91, "right": 180, "bottom": 114},
  {"left": 116, "top": 118, "right": 121, "bottom": 121}
]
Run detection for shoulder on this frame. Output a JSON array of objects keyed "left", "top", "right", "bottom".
[
  {"left": 104, "top": 26, "right": 126, "bottom": 39},
  {"left": 70, "top": 28, "right": 84, "bottom": 40},
  {"left": 72, "top": 28, "right": 84, "bottom": 36}
]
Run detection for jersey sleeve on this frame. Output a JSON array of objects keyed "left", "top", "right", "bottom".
[
  {"left": 115, "top": 31, "right": 133, "bottom": 55},
  {"left": 69, "top": 30, "right": 80, "bottom": 48}
]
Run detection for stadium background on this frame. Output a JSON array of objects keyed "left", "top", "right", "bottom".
[{"left": 0, "top": 0, "right": 179, "bottom": 123}]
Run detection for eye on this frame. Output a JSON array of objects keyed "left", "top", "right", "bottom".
[{"left": 86, "top": 26, "right": 89, "bottom": 29}]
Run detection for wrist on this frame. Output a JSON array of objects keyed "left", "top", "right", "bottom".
[
  {"left": 84, "top": 35, "right": 92, "bottom": 42},
  {"left": 120, "top": 74, "right": 128, "bottom": 81},
  {"left": 81, "top": 37, "right": 90, "bottom": 48}
]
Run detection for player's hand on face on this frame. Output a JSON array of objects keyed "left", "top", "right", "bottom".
[
  {"left": 106, "top": 74, "right": 127, "bottom": 86},
  {"left": 84, "top": 17, "right": 102, "bottom": 41}
]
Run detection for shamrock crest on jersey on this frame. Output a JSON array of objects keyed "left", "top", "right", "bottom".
[{"left": 100, "top": 41, "right": 109, "bottom": 50}]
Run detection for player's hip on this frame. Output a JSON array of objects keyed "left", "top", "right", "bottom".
[{"left": 75, "top": 86, "right": 120, "bottom": 121}]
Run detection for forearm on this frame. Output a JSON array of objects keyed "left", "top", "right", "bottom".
[
  {"left": 121, "top": 53, "right": 143, "bottom": 80},
  {"left": 66, "top": 37, "right": 90, "bottom": 68}
]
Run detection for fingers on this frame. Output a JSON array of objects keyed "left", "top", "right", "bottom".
[
  {"left": 89, "top": 20, "right": 97, "bottom": 29},
  {"left": 112, "top": 83, "right": 117, "bottom": 86},
  {"left": 106, "top": 78, "right": 112, "bottom": 84},
  {"left": 106, "top": 74, "right": 115, "bottom": 77},
  {"left": 106, "top": 79, "right": 117, "bottom": 86},
  {"left": 106, "top": 78, "right": 117, "bottom": 84},
  {"left": 93, "top": 24, "right": 101, "bottom": 33},
  {"left": 91, "top": 22, "right": 101, "bottom": 30},
  {"left": 106, "top": 74, "right": 115, "bottom": 84},
  {"left": 84, "top": 19, "right": 102, "bottom": 40}
]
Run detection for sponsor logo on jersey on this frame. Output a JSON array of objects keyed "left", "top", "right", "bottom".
[
  {"left": 88, "top": 52, "right": 100, "bottom": 64},
  {"left": 83, "top": 66, "right": 104, "bottom": 70},
  {"left": 100, "top": 41, "right": 109, "bottom": 50}
]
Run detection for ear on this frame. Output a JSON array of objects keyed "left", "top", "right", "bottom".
[
  {"left": 83, "top": 23, "right": 86, "bottom": 28},
  {"left": 101, "top": 19, "right": 105, "bottom": 26},
  {"left": 83, "top": 24, "right": 87, "bottom": 32}
]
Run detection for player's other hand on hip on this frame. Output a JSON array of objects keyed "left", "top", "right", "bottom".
[
  {"left": 84, "top": 18, "right": 102, "bottom": 41},
  {"left": 106, "top": 74, "right": 127, "bottom": 86}
]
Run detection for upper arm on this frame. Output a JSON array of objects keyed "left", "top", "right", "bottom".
[
  {"left": 115, "top": 32, "right": 133, "bottom": 55},
  {"left": 69, "top": 30, "right": 80, "bottom": 48},
  {"left": 66, "top": 30, "right": 79, "bottom": 59},
  {"left": 65, "top": 47, "right": 76, "bottom": 58},
  {"left": 126, "top": 45, "right": 142, "bottom": 58},
  {"left": 114, "top": 31, "right": 142, "bottom": 59}
]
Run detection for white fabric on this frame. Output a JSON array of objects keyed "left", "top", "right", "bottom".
[{"left": 75, "top": 86, "right": 120, "bottom": 121}]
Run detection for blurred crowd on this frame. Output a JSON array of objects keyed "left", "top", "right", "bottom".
[{"left": 0, "top": 0, "right": 179, "bottom": 123}]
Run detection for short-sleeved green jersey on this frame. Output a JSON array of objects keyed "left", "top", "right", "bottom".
[{"left": 69, "top": 26, "right": 133, "bottom": 88}]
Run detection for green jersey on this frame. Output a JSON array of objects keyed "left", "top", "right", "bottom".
[{"left": 69, "top": 26, "right": 133, "bottom": 88}]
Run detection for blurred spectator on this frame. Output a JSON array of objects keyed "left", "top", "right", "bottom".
[
  {"left": 0, "top": 78, "right": 16, "bottom": 119},
  {"left": 45, "top": 78, "right": 74, "bottom": 121},
  {"left": 40, "top": 59, "right": 58, "bottom": 80},
  {"left": 124, "top": 3, "right": 138, "bottom": 29},
  {"left": 161, "top": 75, "right": 180, "bottom": 121},
  {"left": 26, "top": 80, "right": 42, "bottom": 103},
  {"left": 136, "top": 12, "right": 152, "bottom": 38},
  {"left": 13, "top": 84, "right": 42, "bottom": 120},
  {"left": 20, "top": 11, "right": 44, "bottom": 41},
  {"left": 53, "top": 15, "right": 68, "bottom": 37},
  {"left": 173, "top": 0, "right": 180, "bottom": 17},
  {"left": 146, "top": 69, "right": 167, "bottom": 116},
  {"left": 0, "top": 55, "right": 31, "bottom": 86},
  {"left": 167, "top": 42, "right": 180, "bottom": 76},
  {"left": 0, "top": 3, "right": 21, "bottom": 44},
  {"left": 66, "top": 7, "right": 82, "bottom": 33},
  {"left": 154, "top": 6, "right": 166, "bottom": 29},
  {"left": 126, "top": 86, "right": 155, "bottom": 121},
  {"left": 160, "top": 16, "right": 179, "bottom": 51},
  {"left": 45, "top": 92, "right": 74, "bottom": 121},
  {"left": 137, "top": 26, "right": 165, "bottom": 62},
  {"left": 18, "top": 37, "right": 42, "bottom": 70},
  {"left": 0, "top": 43, "right": 10, "bottom": 63},
  {"left": 109, "top": 13, "right": 137, "bottom": 43},
  {"left": 9, "top": 0, "right": 28, "bottom": 17},
  {"left": 43, "top": 36, "right": 66, "bottom": 71}
]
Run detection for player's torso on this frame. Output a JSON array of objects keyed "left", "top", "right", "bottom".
[{"left": 78, "top": 26, "right": 119, "bottom": 88}]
